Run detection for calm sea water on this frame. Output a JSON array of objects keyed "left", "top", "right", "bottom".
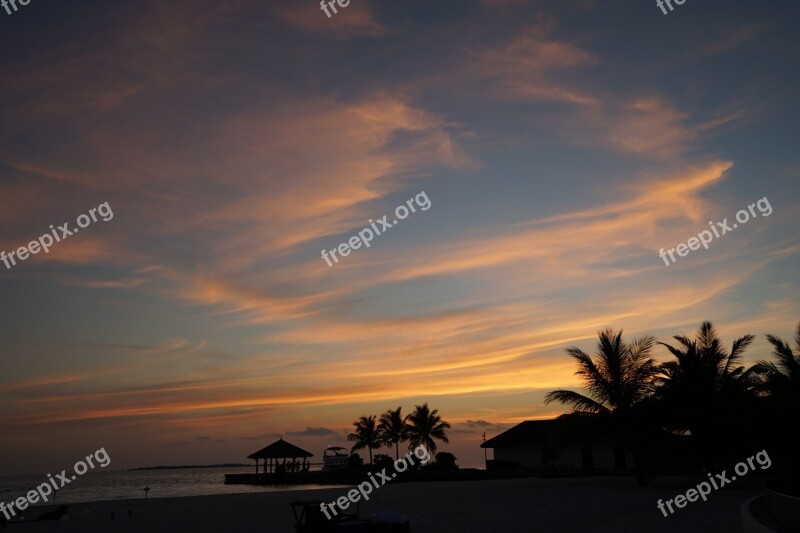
[{"left": 0, "top": 466, "right": 343, "bottom": 506}]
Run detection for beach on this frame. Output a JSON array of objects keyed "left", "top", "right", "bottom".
[{"left": 9, "top": 475, "right": 761, "bottom": 532}]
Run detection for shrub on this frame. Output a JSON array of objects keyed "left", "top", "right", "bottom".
[
  {"left": 431, "top": 452, "right": 459, "bottom": 471},
  {"left": 347, "top": 453, "right": 364, "bottom": 470},
  {"left": 374, "top": 454, "right": 394, "bottom": 469}
]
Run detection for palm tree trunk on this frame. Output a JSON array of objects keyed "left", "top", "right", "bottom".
[
  {"left": 633, "top": 448, "right": 647, "bottom": 486},
  {"left": 395, "top": 441, "right": 399, "bottom": 460},
  {"left": 626, "top": 417, "right": 648, "bottom": 486},
  {"left": 369, "top": 448, "right": 373, "bottom": 465}
]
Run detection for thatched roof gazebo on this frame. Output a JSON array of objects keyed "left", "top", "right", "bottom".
[{"left": 247, "top": 437, "right": 313, "bottom": 474}]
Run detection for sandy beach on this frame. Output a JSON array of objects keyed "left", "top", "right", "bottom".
[{"left": 8, "top": 475, "right": 762, "bottom": 532}]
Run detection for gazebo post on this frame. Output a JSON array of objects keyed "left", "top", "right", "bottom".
[{"left": 246, "top": 438, "right": 314, "bottom": 479}]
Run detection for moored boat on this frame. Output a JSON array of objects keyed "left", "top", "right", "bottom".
[{"left": 322, "top": 446, "right": 349, "bottom": 471}]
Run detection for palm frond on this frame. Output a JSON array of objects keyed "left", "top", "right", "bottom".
[{"left": 544, "top": 390, "right": 609, "bottom": 414}]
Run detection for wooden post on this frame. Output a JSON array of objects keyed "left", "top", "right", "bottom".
[{"left": 483, "top": 432, "right": 488, "bottom": 468}]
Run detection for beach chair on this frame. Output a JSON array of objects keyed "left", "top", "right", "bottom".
[
  {"left": 290, "top": 500, "right": 364, "bottom": 532},
  {"left": 291, "top": 500, "right": 335, "bottom": 532}
]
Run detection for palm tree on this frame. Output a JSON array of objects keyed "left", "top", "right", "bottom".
[
  {"left": 406, "top": 403, "right": 451, "bottom": 455},
  {"left": 752, "top": 321, "right": 800, "bottom": 406},
  {"left": 545, "top": 329, "right": 658, "bottom": 418},
  {"left": 347, "top": 415, "right": 382, "bottom": 465},
  {"left": 751, "top": 321, "right": 800, "bottom": 473},
  {"left": 655, "top": 321, "right": 757, "bottom": 467},
  {"left": 545, "top": 329, "right": 658, "bottom": 484},
  {"left": 378, "top": 407, "right": 409, "bottom": 460}
]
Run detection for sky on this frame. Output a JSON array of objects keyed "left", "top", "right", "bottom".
[{"left": 0, "top": 0, "right": 798, "bottom": 474}]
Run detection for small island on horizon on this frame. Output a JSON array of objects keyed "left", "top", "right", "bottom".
[{"left": 128, "top": 463, "right": 251, "bottom": 471}]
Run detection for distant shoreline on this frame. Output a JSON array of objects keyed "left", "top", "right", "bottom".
[{"left": 128, "top": 463, "right": 251, "bottom": 471}]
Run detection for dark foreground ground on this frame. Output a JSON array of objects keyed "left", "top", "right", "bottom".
[{"left": 5, "top": 475, "right": 769, "bottom": 532}]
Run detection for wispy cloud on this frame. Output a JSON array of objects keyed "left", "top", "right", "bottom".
[{"left": 288, "top": 427, "right": 339, "bottom": 437}]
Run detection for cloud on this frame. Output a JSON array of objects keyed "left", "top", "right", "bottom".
[
  {"left": 450, "top": 419, "right": 511, "bottom": 434},
  {"left": 604, "top": 97, "right": 693, "bottom": 157},
  {"left": 467, "top": 26, "right": 600, "bottom": 106},
  {"left": 681, "top": 24, "right": 762, "bottom": 63},
  {"left": 241, "top": 432, "right": 283, "bottom": 442},
  {"left": 0, "top": 0, "right": 797, "bottom": 474},
  {"left": 6, "top": 158, "right": 785, "bottom": 438},
  {"left": 287, "top": 426, "right": 339, "bottom": 436},
  {"left": 56, "top": 276, "right": 147, "bottom": 289}
]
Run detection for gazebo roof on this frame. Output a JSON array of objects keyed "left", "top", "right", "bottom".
[{"left": 247, "top": 437, "right": 313, "bottom": 459}]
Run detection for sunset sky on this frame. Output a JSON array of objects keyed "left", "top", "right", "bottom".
[{"left": 1, "top": 0, "right": 798, "bottom": 474}]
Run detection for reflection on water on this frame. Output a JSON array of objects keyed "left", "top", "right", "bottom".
[{"left": 0, "top": 466, "right": 347, "bottom": 506}]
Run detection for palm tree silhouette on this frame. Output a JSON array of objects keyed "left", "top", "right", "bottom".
[
  {"left": 753, "top": 321, "right": 800, "bottom": 407},
  {"left": 545, "top": 329, "right": 658, "bottom": 417},
  {"left": 347, "top": 415, "right": 382, "bottom": 465},
  {"left": 379, "top": 407, "right": 409, "bottom": 460},
  {"left": 545, "top": 329, "right": 658, "bottom": 483},
  {"left": 407, "top": 403, "right": 451, "bottom": 456},
  {"left": 656, "top": 321, "right": 756, "bottom": 467}
]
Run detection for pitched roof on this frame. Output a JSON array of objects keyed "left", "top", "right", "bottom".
[
  {"left": 247, "top": 438, "right": 313, "bottom": 459},
  {"left": 481, "top": 420, "right": 559, "bottom": 448},
  {"left": 481, "top": 418, "right": 621, "bottom": 448}
]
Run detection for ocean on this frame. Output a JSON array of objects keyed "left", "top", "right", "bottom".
[{"left": 0, "top": 466, "right": 342, "bottom": 506}]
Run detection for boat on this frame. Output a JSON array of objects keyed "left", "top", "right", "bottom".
[{"left": 322, "top": 446, "right": 349, "bottom": 471}]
